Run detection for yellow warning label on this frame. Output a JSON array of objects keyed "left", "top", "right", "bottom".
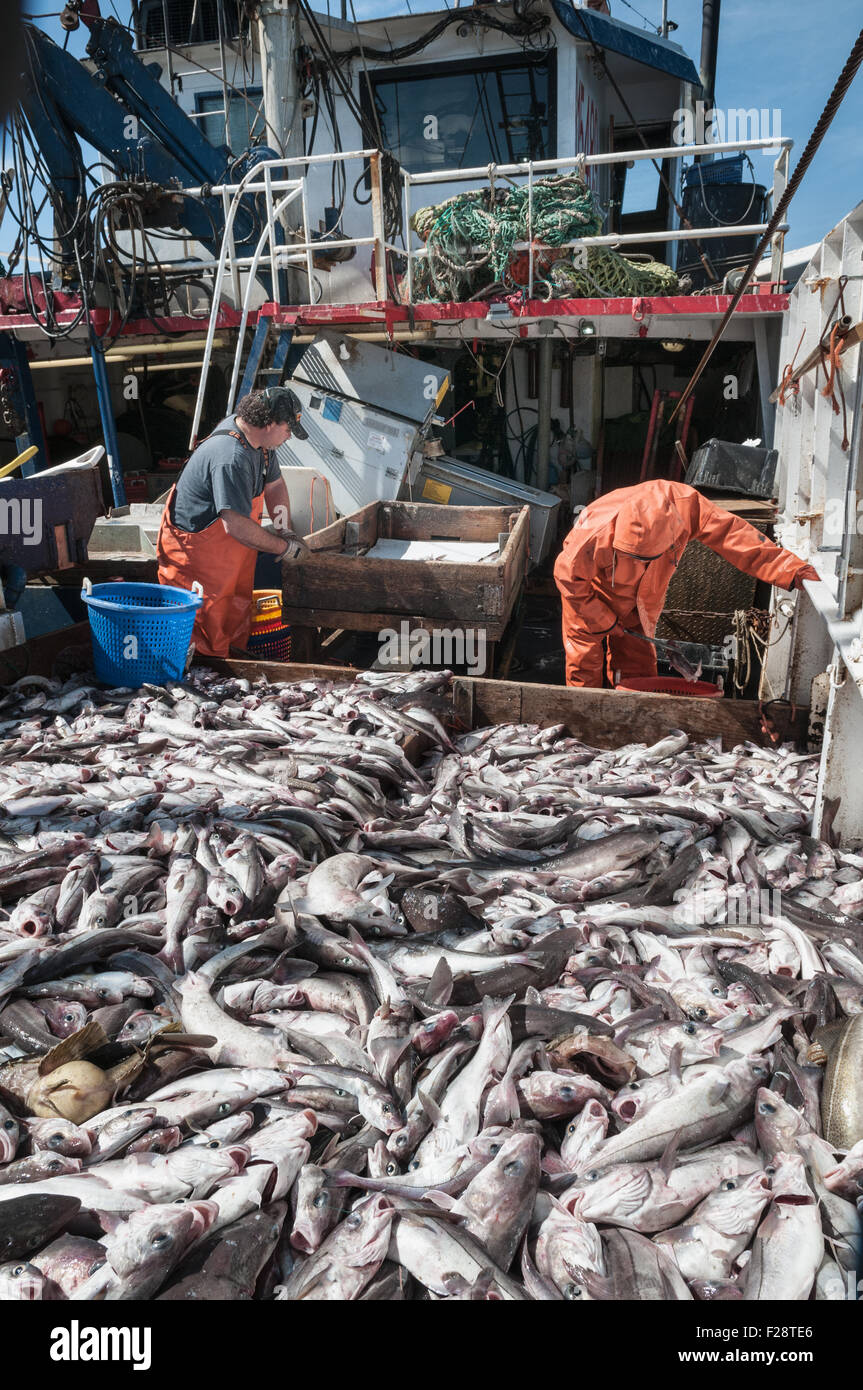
[
  {"left": 435, "top": 376, "right": 450, "bottom": 408},
  {"left": 422, "top": 478, "right": 452, "bottom": 503}
]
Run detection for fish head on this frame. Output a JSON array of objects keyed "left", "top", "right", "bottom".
[
  {"left": 0, "top": 1261, "right": 47, "bottom": 1300},
  {"left": 410, "top": 1010, "right": 460, "bottom": 1056},
  {"left": 672, "top": 1019, "right": 725, "bottom": 1064},
  {"left": 766, "top": 1151, "right": 816, "bottom": 1205},
  {"left": 519, "top": 1070, "right": 607, "bottom": 1119},
  {"left": 462, "top": 1131, "right": 541, "bottom": 1222},
  {"left": 0, "top": 1107, "right": 20, "bottom": 1163},
  {"left": 367, "top": 1139, "right": 394, "bottom": 1179},
  {"left": 469, "top": 1124, "right": 521, "bottom": 1163},
  {"left": 31, "top": 1154, "right": 84, "bottom": 1179},
  {"left": 290, "top": 1165, "right": 340, "bottom": 1254},
  {"left": 36, "top": 999, "right": 89, "bottom": 1037},
  {"left": 27, "top": 1118, "right": 92, "bottom": 1159},
  {"left": 105, "top": 1198, "right": 216, "bottom": 1278},
  {"left": 339, "top": 1192, "right": 395, "bottom": 1264},
  {"left": 564, "top": 1161, "right": 653, "bottom": 1225},
  {"left": 361, "top": 1090, "right": 403, "bottom": 1135},
  {"left": 116, "top": 1011, "right": 162, "bottom": 1045},
  {"left": 753, "top": 1086, "right": 807, "bottom": 1158},
  {"left": 8, "top": 906, "right": 53, "bottom": 938},
  {"left": 695, "top": 1168, "right": 772, "bottom": 1236},
  {"left": 610, "top": 1073, "right": 672, "bottom": 1126},
  {"left": 560, "top": 1100, "right": 609, "bottom": 1167}
]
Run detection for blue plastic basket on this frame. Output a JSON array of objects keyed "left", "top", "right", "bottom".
[
  {"left": 684, "top": 155, "right": 746, "bottom": 187},
  {"left": 81, "top": 579, "right": 203, "bottom": 687}
]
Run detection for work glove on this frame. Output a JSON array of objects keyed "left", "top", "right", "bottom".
[
  {"left": 792, "top": 564, "right": 820, "bottom": 589},
  {"left": 263, "top": 523, "right": 309, "bottom": 561},
  {"left": 278, "top": 532, "right": 310, "bottom": 561}
]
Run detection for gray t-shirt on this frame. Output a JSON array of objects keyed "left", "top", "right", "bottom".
[{"left": 171, "top": 416, "right": 281, "bottom": 533}]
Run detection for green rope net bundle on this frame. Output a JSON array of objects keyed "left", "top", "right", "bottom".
[{"left": 404, "top": 173, "right": 679, "bottom": 302}]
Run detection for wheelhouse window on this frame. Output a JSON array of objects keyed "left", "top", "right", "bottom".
[
  {"left": 368, "top": 54, "right": 556, "bottom": 173},
  {"left": 194, "top": 89, "right": 265, "bottom": 155}
]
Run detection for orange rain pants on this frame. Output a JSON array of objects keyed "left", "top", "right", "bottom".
[
  {"left": 157, "top": 485, "right": 264, "bottom": 660},
  {"left": 553, "top": 479, "right": 811, "bottom": 688}
]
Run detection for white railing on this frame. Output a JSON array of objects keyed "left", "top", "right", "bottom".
[
  {"left": 186, "top": 148, "right": 389, "bottom": 447},
  {"left": 187, "top": 136, "right": 793, "bottom": 444},
  {"left": 402, "top": 138, "right": 792, "bottom": 303}
]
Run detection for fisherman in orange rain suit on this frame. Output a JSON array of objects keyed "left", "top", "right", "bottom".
[
  {"left": 553, "top": 479, "right": 819, "bottom": 688},
  {"left": 157, "top": 387, "right": 310, "bottom": 659}
]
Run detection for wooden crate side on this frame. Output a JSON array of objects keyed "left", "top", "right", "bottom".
[
  {"left": 451, "top": 677, "right": 807, "bottom": 748},
  {"left": 382, "top": 502, "right": 519, "bottom": 542},
  {"left": 501, "top": 506, "right": 531, "bottom": 599},
  {"left": 204, "top": 657, "right": 359, "bottom": 682},
  {"left": 283, "top": 548, "right": 517, "bottom": 627}
]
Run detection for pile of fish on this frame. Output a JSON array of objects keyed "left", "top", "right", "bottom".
[{"left": 0, "top": 665, "right": 860, "bottom": 1301}]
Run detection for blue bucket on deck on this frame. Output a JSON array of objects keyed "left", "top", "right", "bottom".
[{"left": 81, "top": 579, "right": 203, "bottom": 686}]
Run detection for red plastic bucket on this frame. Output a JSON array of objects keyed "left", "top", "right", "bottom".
[{"left": 616, "top": 676, "right": 723, "bottom": 699}]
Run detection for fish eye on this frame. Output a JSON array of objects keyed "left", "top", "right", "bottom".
[
  {"left": 47, "top": 1160, "right": 63, "bottom": 1171},
  {"left": 334, "top": 1090, "right": 348, "bottom": 1098},
  {"left": 759, "top": 1101, "right": 777, "bottom": 1114},
  {"left": 408, "top": 1160, "right": 420, "bottom": 1172},
  {"left": 207, "top": 1140, "right": 220, "bottom": 1150},
  {"left": 3, "top": 1120, "right": 15, "bottom": 1131},
  {"left": 381, "top": 1104, "right": 393, "bottom": 1114},
  {"left": 385, "top": 1162, "right": 398, "bottom": 1175},
  {"left": 721, "top": 1179, "right": 738, "bottom": 1191},
  {"left": 313, "top": 1193, "right": 329, "bottom": 1208},
  {"left": 751, "top": 1064, "right": 768, "bottom": 1078},
  {"left": 682, "top": 1022, "right": 697, "bottom": 1036},
  {"left": 341, "top": 957, "right": 353, "bottom": 966},
  {"left": 346, "top": 1213, "right": 362, "bottom": 1229},
  {"left": 584, "top": 1170, "right": 600, "bottom": 1182},
  {"left": 563, "top": 1283, "right": 583, "bottom": 1300},
  {"left": 711, "top": 986, "right": 723, "bottom": 996},
  {"left": 97, "top": 989, "right": 109, "bottom": 999},
  {"left": 63, "top": 1013, "right": 75, "bottom": 1024},
  {"left": 692, "top": 1008, "right": 708, "bottom": 1021},
  {"left": 423, "top": 1021, "right": 438, "bottom": 1033},
  {"left": 764, "top": 1166, "right": 776, "bottom": 1176},
  {"left": 629, "top": 1083, "right": 640, "bottom": 1091},
  {"left": 488, "top": 1142, "right": 502, "bottom": 1155},
  {"left": 150, "top": 1231, "right": 171, "bottom": 1247},
  {"left": 218, "top": 1103, "right": 232, "bottom": 1115},
  {"left": 566, "top": 1124, "right": 577, "bottom": 1136},
  {"left": 48, "top": 1133, "right": 64, "bottom": 1147},
  {"left": 503, "top": 1160, "right": 523, "bottom": 1176},
  {"left": 392, "top": 1134, "right": 408, "bottom": 1149}
]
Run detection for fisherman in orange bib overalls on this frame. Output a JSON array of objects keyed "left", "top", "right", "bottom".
[
  {"left": 157, "top": 387, "right": 309, "bottom": 659},
  {"left": 553, "top": 479, "right": 819, "bottom": 688}
]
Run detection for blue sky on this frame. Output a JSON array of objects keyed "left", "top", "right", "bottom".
[{"left": 17, "top": 0, "right": 863, "bottom": 251}]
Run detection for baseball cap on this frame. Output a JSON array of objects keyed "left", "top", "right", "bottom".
[{"left": 264, "top": 386, "right": 308, "bottom": 439}]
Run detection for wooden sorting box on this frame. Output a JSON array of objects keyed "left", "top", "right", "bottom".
[{"left": 281, "top": 501, "right": 530, "bottom": 641}]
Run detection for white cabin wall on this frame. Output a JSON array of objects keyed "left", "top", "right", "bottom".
[{"left": 765, "top": 200, "right": 863, "bottom": 843}]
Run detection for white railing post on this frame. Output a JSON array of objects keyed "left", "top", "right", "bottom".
[
  {"left": 528, "top": 162, "right": 534, "bottom": 301},
  {"left": 404, "top": 170, "right": 414, "bottom": 305},
  {"left": 770, "top": 144, "right": 789, "bottom": 288}
]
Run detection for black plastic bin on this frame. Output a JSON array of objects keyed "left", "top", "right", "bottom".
[{"left": 686, "top": 438, "right": 779, "bottom": 500}]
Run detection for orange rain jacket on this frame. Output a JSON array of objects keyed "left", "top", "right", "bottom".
[{"left": 553, "top": 479, "right": 810, "bottom": 688}]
